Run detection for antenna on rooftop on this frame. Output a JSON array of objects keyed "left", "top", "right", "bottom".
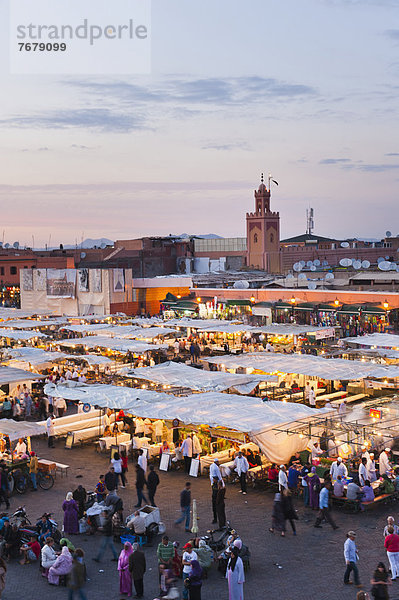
[{"left": 306, "top": 207, "right": 314, "bottom": 235}]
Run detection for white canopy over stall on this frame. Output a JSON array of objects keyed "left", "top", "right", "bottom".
[
  {"left": 57, "top": 336, "right": 167, "bottom": 353},
  {"left": 344, "top": 333, "right": 399, "bottom": 349},
  {"left": 0, "top": 366, "right": 43, "bottom": 384},
  {"left": 205, "top": 352, "right": 399, "bottom": 380},
  {"left": 0, "top": 418, "right": 45, "bottom": 440},
  {"left": 125, "top": 361, "right": 277, "bottom": 394},
  {"left": 43, "top": 381, "right": 324, "bottom": 462},
  {"left": 4, "top": 348, "right": 69, "bottom": 370},
  {"left": 0, "top": 329, "right": 46, "bottom": 341}
]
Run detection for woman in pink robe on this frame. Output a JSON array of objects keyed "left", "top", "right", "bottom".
[
  {"left": 118, "top": 542, "right": 133, "bottom": 596},
  {"left": 48, "top": 546, "right": 73, "bottom": 585}
]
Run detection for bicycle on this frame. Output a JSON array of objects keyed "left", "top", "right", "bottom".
[{"left": 14, "top": 469, "right": 54, "bottom": 494}]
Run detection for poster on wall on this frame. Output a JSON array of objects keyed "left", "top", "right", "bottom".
[
  {"left": 21, "top": 269, "right": 33, "bottom": 291},
  {"left": 113, "top": 268, "right": 125, "bottom": 293},
  {"left": 78, "top": 269, "right": 89, "bottom": 292},
  {"left": 91, "top": 269, "right": 102, "bottom": 293},
  {"left": 46, "top": 269, "right": 76, "bottom": 298},
  {"left": 34, "top": 269, "right": 46, "bottom": 291}
]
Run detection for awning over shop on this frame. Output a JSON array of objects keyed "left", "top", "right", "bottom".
[
  {"left": 361, "top": 305, "right": 386, "bottom": 315},
  {"left": 124, "top": 361, "right": 277, "bottom": 393},
  {"left": 0, "top": 366, "right": 44, "bottom": 384},
  {"left": 337, "top": 304, "right": 362, "bottom": 315},
  {"left": 226, "top": 300, "right": 252, "bottom": 307},
  {"left": 205, "top": 352, "right": 399, "bottom": 380},
  {"left": 274, "top": 302, "right": 293, "bottom": 310},
  {"left": 344, "top": 333, "right": 399, "bottom": 349},
  {"left": 294, "top": 303, "right": 316, "bottom": 312},
  {"left": 0, "top": 418, "right": 45, "bottom": 441},
  {"left": 57, "top": 336, "right": 167, "bottom": 354},
  {"left": 317, "top": 304, "right": 337, "bottom": 312}
]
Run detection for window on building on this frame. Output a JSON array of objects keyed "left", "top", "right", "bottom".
[
  {"left": 253, "top": 233, "right": 258, "bottom": 243},
  {"left": 10, "top": 266, "right": 17, "bottom": 275},
  {"left": 0, "top": 267, "right": 4, "bottom": 276}
]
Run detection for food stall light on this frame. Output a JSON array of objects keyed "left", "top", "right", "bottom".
[
  {"left": 250, "top": 296, "right": 255, "bottom": 304},
  {"left": 299, "top": 433, "right": 304, "bottom": 438},
  {"left": 383, "top": 300, "right": 389, "bottom": 309},
  {"left": 177, "top": 295, "right": 181, "bottom": 299},
  {"left": 134, "top": 379, "right": 138, "bottom": 383},
  {"left": 141, "top": 384, "right": 146, "bottom": 389},
  {"left": 163, "top": 385, "right": 167, "bottom": 389},
  {"left": 334, "top": 297, "right": 340, "bottom": 307},
  {"left": 290, "top": 296, "right": 296, "bottom": 305},
  {"left": 196, "top": 297, "right": 201, "bottom": 303}
]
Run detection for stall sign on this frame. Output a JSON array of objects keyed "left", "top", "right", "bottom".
[
  {"left": 82, "top": 403, "right": 91, "bottom": 413},
  {"left": 369, "top": 408, "right": 382, "bottom": 419},
  {"left": 172, "top": 419, "right": 179, "bottom": 428},
  {"left": 314, "top": 328, "right": 335, "bottom": 340}
]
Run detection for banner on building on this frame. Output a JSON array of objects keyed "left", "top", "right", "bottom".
[
  {"left": 34, "top": 269, "right": 46, "bottom": 291},
  {"left": 46, "top": 269, "right": 76, "bottom": 298},
  {"left": 113, "top": 269, "right": 125, "bottom": 293},
  {"left": 21, "top": 269, "right": 33, "bottom": 291},
  {"left": 78, "top": 269, "right": 89, "bottom": 292},
  {"left": 314, "top": 328, "right": 335, "bottom": 340},
  {"left": 91, "top": 269, "right": 102, "bottom": 293}
]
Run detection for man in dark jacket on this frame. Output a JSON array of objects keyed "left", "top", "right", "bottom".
[
  {"left": 105, "top": 467, "right": 118, "bottom": 492},
  {"left": 128, "top": 542, "right": 146, "bottom": 598},
  {"left": 147, "top": 465, "right": 159, "bottom": 507},
  {"left": 135, "top": 465, "right": 148, "bottom": 508}
]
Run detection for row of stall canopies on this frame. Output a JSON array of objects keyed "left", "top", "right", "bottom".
[{"left": 43, "top": 381, "right": 327, "bottom": 463}]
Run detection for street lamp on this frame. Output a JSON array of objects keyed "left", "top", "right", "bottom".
[
  {"left": 383, "top": 300, "right": 389, "bottom": 310},
  {"left": 290, "top": 296, "right": 296, "bottom": 305},
  {"left": 334, "top": 297, "right": 340, "bottom": 307}
]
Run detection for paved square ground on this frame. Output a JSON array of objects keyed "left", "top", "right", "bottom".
[{"left": 2, "top": 437, "right": 398, "bottom": 600}]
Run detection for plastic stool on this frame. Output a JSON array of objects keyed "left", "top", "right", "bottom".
[{"left": 138, "top": 535, "right": 147, "bottom": 546}]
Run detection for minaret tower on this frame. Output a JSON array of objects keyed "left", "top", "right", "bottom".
[{"left": 246, "top": 173, "right": 281, "bottom": 273}]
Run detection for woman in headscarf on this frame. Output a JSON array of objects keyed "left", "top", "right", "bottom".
[
  {"left": 370, "top": 562, "right": 391, "bottom": 599},
  {"left": 171, "top": 541, "right": 182, "bottom": 578},
  {"left": 269, "top": 493, "right": 286, "bottom": 537},
  {"left": 48, "top": 546, "right": 73, "bottom": 585},
  {"left": 226, "top": 547, "right": 245, "bottom": 600},
  {"left": 187, "top": 559, "right": 203, "bottom": 600},
  {"left": 304, "top": 466, "right": 320, "bottom": 510},
  {"left": 62, "top": 492, "right": 79, "bottom": 535},
  {"left": 118, "top": 541, "right": 133, "bottom": 596},
  {"left": 196, "top": 539, "right": 212, "bottom": 572}
]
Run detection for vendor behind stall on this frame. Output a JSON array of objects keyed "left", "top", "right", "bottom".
[{"left": 13, "top": 438, "right": 27, "bottom": 459}]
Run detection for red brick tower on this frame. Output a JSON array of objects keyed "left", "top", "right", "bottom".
[{"left": 246, "top": 174, "right": 281, "bottom": 273}]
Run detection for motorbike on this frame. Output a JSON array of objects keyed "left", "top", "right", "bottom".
[
  {"left": 16, "top": 510, "right": 61, "bottom": 546},
  {"left": 201, "top": 522, "right": 233, "bottom": 552}
]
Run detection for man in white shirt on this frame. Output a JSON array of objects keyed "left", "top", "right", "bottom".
[
  {"left": 127, "top": 511, "right": 146, "bottom": 535},
  {"left": 358, "top": 457, "right": 368, "bottom": 486},
  {"left": 103, "top": 411, "right": 111, "bottom": 430},
  {"left": 304, "top": 382, "right": 311, "bottom": 402},
  {"left": 135, "top": 417, "right": 145, "bottom": 438},
  {"left": 138, "top": 449, "right": 147, "bottom": 474},
  {"left": 234, "top": 451, "right": 249, "bottom": 495},
  {"left": 330, "top": 457, "right": 348, "bottom": 480},
  {"left": 309, "top": 386, "right": 316, "bottom": 407},
  {"left": 14, "top": 438, "right": 27, "bottom": 457},
  {"left": 278, "top": 465, "right": 288, "bottom": 491},
  {"left": 46, "top": 416, "right": 55, "bottom": 448},
  {"left": 78, "top": 374, "right": 86, "bottom": 383},
  {"left": 209, "top": 459, "right": 222, "bottom": 484},
  {"left": 65, "top": 369, "right": 73, "bottom": 380},
  {"left": 57, "top": 397, "right": 67, "bottom": 418},
  {"left": 379, "top": 448, "right": 392, "bottom": 476},
  {"left": 366, "top": 453, "right": 377, "bottom": 482},
  {"left": 180, "top": 436, "right": 193, "bottom": 474},
  {"left": 311, "top": 442, "right": 323, "bottom": 464}
]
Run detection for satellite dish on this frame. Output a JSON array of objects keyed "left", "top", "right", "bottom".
[
  {"left": 286, "top": 274, "right": 295, "bottom": 280},
  {"left": 306, "top": 260, "right": 313, "bottom": 267},
  {"left": 361, "top": 260, "right": 370, "bottom": 269},
  {"left": 100, "top": 243, "right": 107, "bottom": 249},
  {"left": 339, "top": 258, "right": 352, "bottom": 267},
  {"left": 298, "top": 273, "right": 307, "bottom": 280},
  {"left": 385, "top": 255, "right": 390, "bottom": 260},
  {"left": 0, "top": 242, "right": 3, "bottom": 248},
  {"left": 325, "top": 272, "right": 334, "bottom": 280},
  {"left": 310, "top": 265, "right": 317, "bottom": 271},
  {"left": 293, "top": 263, "right": 302, "bottom": 272},
  {"left": 299, "top": 260, "right": 306, "bottom": 268},
  {"left": 308, "top": 281, "right": 317, "bottom": 290},
  {"left": 341, "top": 241, "right": 350, "bottom": 248},
  {"left": 313, "top": 259, "right": 321, "bottom": 266},
  {"left": 353, "top": 260, "right": 362, "bottom": 269},
  {"left": 378, "top": 261, "right": 391, "bottom": 271},
  {"left": 80, "top": 252, "right": 86, "bottom": 258},
  {"left": 377, "top": 257, "right": 385, "bottom": 263},
  {"left": 390, "top": 263, "right": 397, "bottom": 270},
  {"left": 322, "top": 260, "right": 329, "bottom": 266},
  {"left": 4, "top": 243, "right": 10, "bottom": 248},
  {"left": 233, "top": 280, "right": 250, "bottom": 289},
  {"left": 386, "top": 231, "right": 392, "bottom": 238},
  {"left": 13, "top": 241, "right": 19, "bottom": 249}
]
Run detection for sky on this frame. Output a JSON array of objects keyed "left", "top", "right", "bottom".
[{"left": 0, "top": 0, "right": 398, "bottom": 248}]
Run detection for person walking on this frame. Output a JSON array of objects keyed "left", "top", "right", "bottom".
[
  {"left": 175, "top": 482, "right": 191, "bottom": 532},
  {"left": 211, "top": 477, "right": 219, "bottom": 524},
  {"left": 67, "top": 548, "right": 88, "bottom": 600},
  {"left": 370, "top": 562, "right": 391, "bottom": 599},
  {"left": 28, "top": 451, "right": 38, "bottom": 491},
  {"left": 344, "top": 530, "right": 361, "bottom": 587},
  {"left": 105, "top": 467, "right": 118, "bottom": 492},
  {"left": 135, "top": 465, "right": 148, "bottom": 508},
  {"left": 128, "top": 541, "right": 146, "bottom": 599},
  {"left": 281, "top": 488, "right": 298, "bottom": 535},
  {"left": 269, "top": 493, "right": 286, "bottom": 537},
  {"left": 216, "top": 480, "right": 226, "bottom": 529},
  {"left": 111, "top": 452, "right": 123, "bottom": 488},
  {"left": 118, "top": 541, "right": 133, "bottom": 597},
  {"left": 226, "top": 546, "right": 245, "bottom": 600},
  {"left": 234, "top": 451, "right": 249, "bottom": 495},
  {"left": 93, "top": 511, "right": 118, "bottom": 563},
  {"left": 314, "top": 482, "right": 339, "bottom": 530},
  {"left": 147, "top": 465, "right": 159, "bottom": 507},
  {"left": 180, "top": 436, "right": 193, "bottom": 474},
  {"left": 384, "top": 526, "right": 399, "bottom": 581},
  {"left": 46, "top": 415, "right": 55, "bottom": 448}
]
